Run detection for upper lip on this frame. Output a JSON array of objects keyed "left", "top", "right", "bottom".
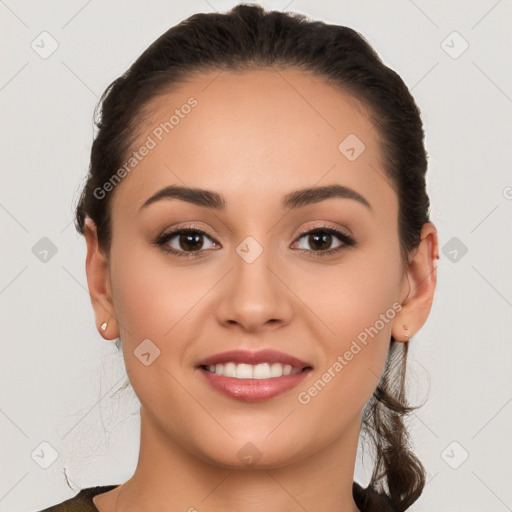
[{"left": 196, "top": 349, "right": 312, "bottom": 369}]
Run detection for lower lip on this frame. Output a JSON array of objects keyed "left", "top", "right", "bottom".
[{"left": 198, "top": 367, "right": 312, "bottom": 402}]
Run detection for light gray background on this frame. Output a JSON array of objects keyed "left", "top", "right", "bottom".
[{"left": 1, "top": 1, "right": 511, "bottom": 511}]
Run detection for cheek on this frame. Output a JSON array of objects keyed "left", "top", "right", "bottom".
[
  {"left": 109, "top": 246, "right": 211, "bottom": 417},
  {"left": 296, "top": 240, "right": 403, "bottom": 408},
  {"left": 110, "top": 242, "right": 211, "bottom": 343},
  {"left": 301, "top": 240, "right": 403, "bottom": 347}
]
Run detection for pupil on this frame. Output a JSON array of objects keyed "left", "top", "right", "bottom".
[
  {"left": 310, "top": 233, "right": 331, "bottom": 251},
  {"left": 180, "top": 233, "right": 203, "bottom": 251}
]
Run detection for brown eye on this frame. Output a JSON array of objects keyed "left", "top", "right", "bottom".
[
  {"left": 178, "top": 232, "right": 204, "bottom": 251},
  {"left": 155, "top": 228, "right": 218, "bottom": 257},
  {"left": 305, "top": 232, "right": 334, "bottom": 251},
  {"left": 292, "top": 227, "right": 355, "bottom": 257}
]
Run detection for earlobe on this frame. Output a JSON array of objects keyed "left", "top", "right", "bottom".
[
  {"left": 392, "top": 222, "right": 439, "bottom": 343},
  {"left": 84, "top": 218, "right": 119, "bottom": 340}
]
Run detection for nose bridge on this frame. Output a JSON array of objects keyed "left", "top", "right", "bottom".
[{"left": 215, "top": 232, "right": 293, "bottom": 330}]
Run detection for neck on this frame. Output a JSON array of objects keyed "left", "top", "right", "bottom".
[{"left": 116, "top": 407, "right": 362, "bottom": 512}]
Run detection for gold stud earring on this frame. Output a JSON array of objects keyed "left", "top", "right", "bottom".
[
  {"left": 100, "top": 322, "right": 108, "bottom": 331},
  {"left": 403, "top": 324, "right": 411, "bottom": 340}
]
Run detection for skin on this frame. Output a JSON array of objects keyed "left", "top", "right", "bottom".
[{"left": 84, "top": 68, "right": 438, "bottom": 512}]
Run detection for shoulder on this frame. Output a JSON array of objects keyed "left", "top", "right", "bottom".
[
  {"left": 353, "top": 481, "right": 396, "bottom": 512},
  {"left": 35, "top": 485, "right": 118, "bottom": 512}
]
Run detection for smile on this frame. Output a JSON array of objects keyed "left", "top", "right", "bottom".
[{"left": 202, "top": 362, "right": 304, "bottom": 379}]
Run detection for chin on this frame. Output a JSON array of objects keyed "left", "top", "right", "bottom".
[{"left": 191, "top": 435, "right": 311, "bottom": 470}]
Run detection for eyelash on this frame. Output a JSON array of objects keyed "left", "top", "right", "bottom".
[{"left": 153, "top": 225, "right": 356, "bottom": 259}]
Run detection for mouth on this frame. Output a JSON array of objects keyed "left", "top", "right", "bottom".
[
  {"left": 199, "top": 362, "right": 311, "bottom": 378},
  {"left": 196, "top": 349, "right": 313, "bottom": 402}
]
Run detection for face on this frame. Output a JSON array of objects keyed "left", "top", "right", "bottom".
[{"left": 90, "top": 68, "right": 425, "bottom": 469}]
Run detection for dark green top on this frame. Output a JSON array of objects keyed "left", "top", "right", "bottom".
[{"left": 37, "top": 482, "right": 396, "bottom": 511}]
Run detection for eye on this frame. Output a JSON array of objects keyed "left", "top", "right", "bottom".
[
  {"left": 291, "top": 226, "right": 355, "bottom": 257},
  {"left": 153, "top": 224, "right": 355, "bottom": 258},
  {"left": 154, "top": 227, "right": 218, "bottom": 257}
]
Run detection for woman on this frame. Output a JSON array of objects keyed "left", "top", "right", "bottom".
[{"left": 40, "top": 3, "right": 438, "bottom": 511}]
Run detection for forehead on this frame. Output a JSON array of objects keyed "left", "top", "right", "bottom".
[{"left": 111, "top": 67, "right": 395, "bottom": 218}]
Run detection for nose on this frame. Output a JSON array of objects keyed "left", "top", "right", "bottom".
[{"left": 215, "top": 241, "right": 294, "bottom": 333}]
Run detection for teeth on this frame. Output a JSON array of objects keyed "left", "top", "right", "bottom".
[{"left": 205, "top": 362, "right": 302, "bottom": 379}]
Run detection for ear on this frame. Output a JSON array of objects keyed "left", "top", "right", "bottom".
[
  {"left": 392, "top": 222, "right": 439, "bottom": 343},
  {"left": 84, "top": 218, "right": 119, "bottom": 341}
]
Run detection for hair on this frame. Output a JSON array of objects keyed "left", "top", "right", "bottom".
[{"left": 74, "top": 3, "right": 430, "bottom": 510}]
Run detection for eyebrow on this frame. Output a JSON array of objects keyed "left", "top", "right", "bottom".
[{"left": 140, "top": 184, "right": 372, "bottom": 212}]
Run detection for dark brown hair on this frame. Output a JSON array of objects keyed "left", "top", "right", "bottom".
[{"left": 75, "top": 4, "right": 430, "bottom": 510}]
